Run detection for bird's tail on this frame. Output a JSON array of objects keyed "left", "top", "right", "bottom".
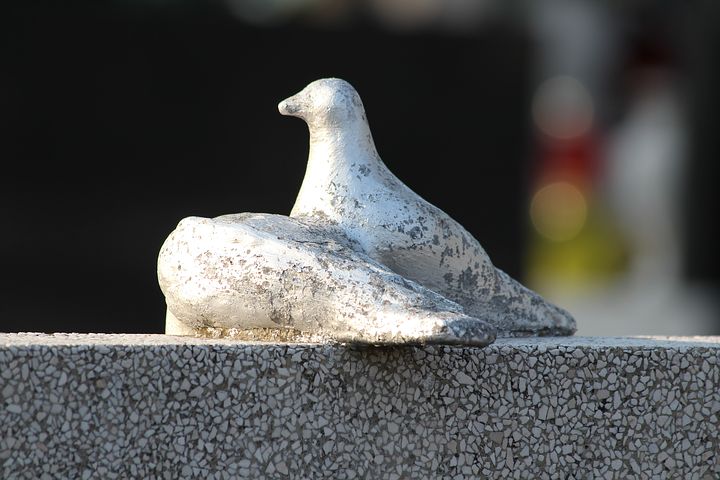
[{"left": 469, "top": 268, "right": 577, "bottom": 337}]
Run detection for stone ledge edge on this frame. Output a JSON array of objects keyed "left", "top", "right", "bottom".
[{"left": 1, "top": 333, "right": 718, "bottom": 349}]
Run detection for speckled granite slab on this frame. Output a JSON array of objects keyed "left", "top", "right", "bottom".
[{"left": 1, "top": 334, "right": 718, "bottom": 479}]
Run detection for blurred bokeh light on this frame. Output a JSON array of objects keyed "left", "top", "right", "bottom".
[
  {"left": 530, "top": 182, "right": 588, "bottom": 243},
  {"left": 532, "top": 76, "right": 594, "bottom": 140}
]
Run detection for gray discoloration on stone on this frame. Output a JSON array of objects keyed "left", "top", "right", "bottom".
[
  {"left": 1, "top": 334, "right": 718, "bottom": 478},
  {"left": 282, "top": 78, "right": 575, "bottom": 336},
  {"left": 158, "top": 213, "right": 495, "bottom": 346}
]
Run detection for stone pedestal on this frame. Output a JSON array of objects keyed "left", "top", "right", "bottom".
[{"left": 1, "top": 334, "right": 718, "bottom": 478}]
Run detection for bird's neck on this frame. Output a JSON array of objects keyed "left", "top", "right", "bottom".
[
  {"left": 308, "top": 121, "right": 378, "bottom": 172},
  {"left": 291, "top": 121, "right": 384, "bottom": 219}
]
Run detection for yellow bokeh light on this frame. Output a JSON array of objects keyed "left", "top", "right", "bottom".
[{"left": 530, "top": 182, "right": 588, "bottom": 242}]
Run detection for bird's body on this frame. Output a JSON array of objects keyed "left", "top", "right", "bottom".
[{"left": 280, "top": 78, "right": 575, "bottom": 335}]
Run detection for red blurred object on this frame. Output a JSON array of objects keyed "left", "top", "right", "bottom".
[{"left": 532, "top": 130, "right": 604, "bottom": 194}]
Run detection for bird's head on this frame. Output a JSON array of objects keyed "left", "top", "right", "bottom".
[{"left": 278, "top": 78, "right": 366, "bottom": 130}]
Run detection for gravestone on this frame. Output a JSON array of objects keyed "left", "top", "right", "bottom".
[{"left": 0, "top": 334, "right": 718, "bottom": 478}]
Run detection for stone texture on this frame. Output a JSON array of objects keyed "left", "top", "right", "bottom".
[{"left": 1, "top": 333, "right": 719, "bottom": 479}]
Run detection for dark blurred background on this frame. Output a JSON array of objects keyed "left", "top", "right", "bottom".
[{"left": 1, "top": 0, "right": 718, "bottom": 335}]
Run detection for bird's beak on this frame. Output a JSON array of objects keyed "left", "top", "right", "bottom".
[{"left": 278, "top": 92, "right": 305, "bottom": 117}]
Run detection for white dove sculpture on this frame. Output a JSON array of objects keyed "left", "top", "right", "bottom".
[{"left": 279, "top": 78, "right": 576, "bottom": 336}]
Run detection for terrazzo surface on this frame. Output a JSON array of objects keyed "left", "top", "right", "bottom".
[{"left": 0, "top": 333, "right": 719, "bottom": 479}]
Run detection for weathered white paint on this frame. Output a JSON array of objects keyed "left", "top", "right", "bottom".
[{"left": 158, "top": 78, "right": 576, "bottom": 345}]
